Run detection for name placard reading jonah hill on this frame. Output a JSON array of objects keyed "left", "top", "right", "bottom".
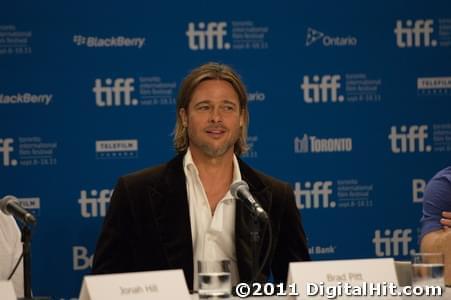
[{"left": 79, "top": 269, "right": 190, "bottom": 300}]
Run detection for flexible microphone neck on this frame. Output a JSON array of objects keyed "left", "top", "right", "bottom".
[
  {"left": 0, "top": 195, "right": 37, "bottom": 226},
  {"left": 231, "top": 180, "right": 269, "bottom": 221}
]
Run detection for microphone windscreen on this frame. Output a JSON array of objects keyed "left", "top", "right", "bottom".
[{"left": 230, "top": 180, "right": 249, "bottom": 199}]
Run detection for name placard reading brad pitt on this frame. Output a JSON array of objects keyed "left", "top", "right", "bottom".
[
  {"left": 287, "top": 258, "right": 398, "bottom": 300},
  {"left": 79, "top": 269, "right": 191, "bottom": 300}
]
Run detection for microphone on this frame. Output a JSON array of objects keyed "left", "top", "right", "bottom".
[
  {"left": 231, "top": 181, "right": 268, "bottom": 221},
  {"left": 0, "top": 195, "right": 36, "bottom": 225}
]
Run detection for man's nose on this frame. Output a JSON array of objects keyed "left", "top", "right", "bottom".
[{"left": 209, "top": 107, "right": 223, "bottom": 122}]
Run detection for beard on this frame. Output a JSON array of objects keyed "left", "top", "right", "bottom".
[
  {"left": 197, "top": 139, "right": 235, "bottom": 158},
  {"left": 188, "top": 126, "right": 240, "bottom": 158}
]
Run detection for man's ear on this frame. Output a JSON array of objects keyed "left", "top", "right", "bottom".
[{"left": 179, "top": 108, "right": 188, "bottom": 127}]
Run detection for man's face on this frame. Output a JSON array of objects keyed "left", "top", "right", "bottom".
[{"left": 180, "top": 79, "right": 244, "bottom": 159}]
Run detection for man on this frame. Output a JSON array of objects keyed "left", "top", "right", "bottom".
[
  {"left": 92, "top": 62, "right": 310, "bottom": 290},
  {"left": 0, "top": 213, "right": 24, "bottom": 298},
  {"left": 419, "top": 166, "right": 451, "bottom": 285},
  {"left": 420, "top": 166, "right": 451, "bottom": 247}
]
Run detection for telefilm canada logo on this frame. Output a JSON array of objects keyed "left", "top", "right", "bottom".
[
  {"left": 305, "top": 27, "right": 358, "bottom": 47},
  {"left": 186, "top": 20, "right": 269, "bottom": 51},
  {"left": 95, "top": 139, "right": 139, "bottom": 159},
  {"left": 417, "top": 76, "right": 451, "bottom": 96},
  {"left": 18, "top": 197, "right": 41, "bottom": 216}
]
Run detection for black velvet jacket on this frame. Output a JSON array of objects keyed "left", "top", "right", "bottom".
[{"left": 92, "top": 154, "right": 310, "bottom": 290}]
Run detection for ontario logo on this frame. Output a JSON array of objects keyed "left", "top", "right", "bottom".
[{"left": 305, "top": 27, "right": 357, "bottom": 47}]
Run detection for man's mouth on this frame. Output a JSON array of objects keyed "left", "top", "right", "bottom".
[{"left": 205, "top": 127, "right": 227, "bottom": 137}]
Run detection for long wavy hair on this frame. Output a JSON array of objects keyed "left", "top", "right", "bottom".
[{"left": 173, "top": 62, "right": 249, "bottom": 155}]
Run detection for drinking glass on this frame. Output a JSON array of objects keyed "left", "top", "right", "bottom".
[
  {"left": 411, "top": 252, "right": 444, "bottom": 288},
  {"left": 197, "top": 260, "right": 231, "bottom": 299}
]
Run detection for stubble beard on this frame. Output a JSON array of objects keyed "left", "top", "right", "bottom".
[{"left": 190, "top": 130, "right": 240, "bottom": 158}]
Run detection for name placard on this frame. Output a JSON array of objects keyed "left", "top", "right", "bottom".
[
  {"left": 288, "top": 258, "right": 398, "bottom": 300},
  {"left": 79, "top": 269, "right": 191, "bottom": 300},
  {"left": 0, "top": 281, "right": 17, "bottom": 300}
]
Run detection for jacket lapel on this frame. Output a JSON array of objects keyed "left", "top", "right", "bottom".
[
  {"left": 147, "top": 155, "right": 194, "bottom": 290},
  {"left": 146, "top": 155, "right": 272, "bottom": 288},
  {"left": 235, "top": 158, "right": 272, "bottom": 283}
]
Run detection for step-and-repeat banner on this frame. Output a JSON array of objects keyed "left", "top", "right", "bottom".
[{"left": 1, "top": 1, "right": 451, "bottom": 298}]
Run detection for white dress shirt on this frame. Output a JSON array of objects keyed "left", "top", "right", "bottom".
[
  {"left": 0, "top": 214, "right": 24, "bottom": 298},
  {"left": 183, "top": 149, "right": 241, "bottom": 290}
]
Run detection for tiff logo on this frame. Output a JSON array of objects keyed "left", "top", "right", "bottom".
[
  {"left": 186, "top": 22, "right": 230, "bottom": 50},
  {"left": 93, "top": 78, "right": 138, "bottom": 107},
  {"left": 372, "top": 229, "right": 413, "bottom": 257},
  {"left": 78, "top": 189, "right": 112, "bottom": 218},
  {"left": 388, "top": 125, "right": 432, "bottom": 153},
  {"left": 412, "top": 179, "right": 426, "bottom": 203},
  {"left": 394, "top": 19, "right": 437, "bottom": 48},
  {"left": 301, "top": 75, "right": 344, "bottom": 103},
  {"left": 0, "top": 138, "right": 17, "bottom": 167},
  {"left": 294, "top": 181, "right": 335, "bottom": 209}
]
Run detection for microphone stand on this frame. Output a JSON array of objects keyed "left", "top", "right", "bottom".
[
  {"left": 21, "top": 225, "right": 32, "bottom": 299},
  {"left": 249, "top": 211, "right": 261, "bottom": 282},
  {"left": 18, "top": 223, "right": 50, "bottom": 300}
]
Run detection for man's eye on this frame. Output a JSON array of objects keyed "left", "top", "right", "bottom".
[
  {"left": 198, "top": 105, "right": 209, "bottom": 110},
  {"left": 223, "top": 105, "right": 234, "bottom": 111}
]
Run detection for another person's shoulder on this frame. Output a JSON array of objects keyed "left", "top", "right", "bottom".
[
  {"left": 0, "top": 213, "right": 20, "bottom": 235},
  {"left": 0, "top": 213, "right": 21, "bottom": 249},
  {"left": 430, "top": 166, "right": 451, "bottom": 183},
  {"left": 425, "top": 166, "right": 451, "bottom": 199}
]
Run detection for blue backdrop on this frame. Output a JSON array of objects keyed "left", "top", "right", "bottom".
[{"left": 1, "top": 1, "right": 451, "bottom": 299}]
